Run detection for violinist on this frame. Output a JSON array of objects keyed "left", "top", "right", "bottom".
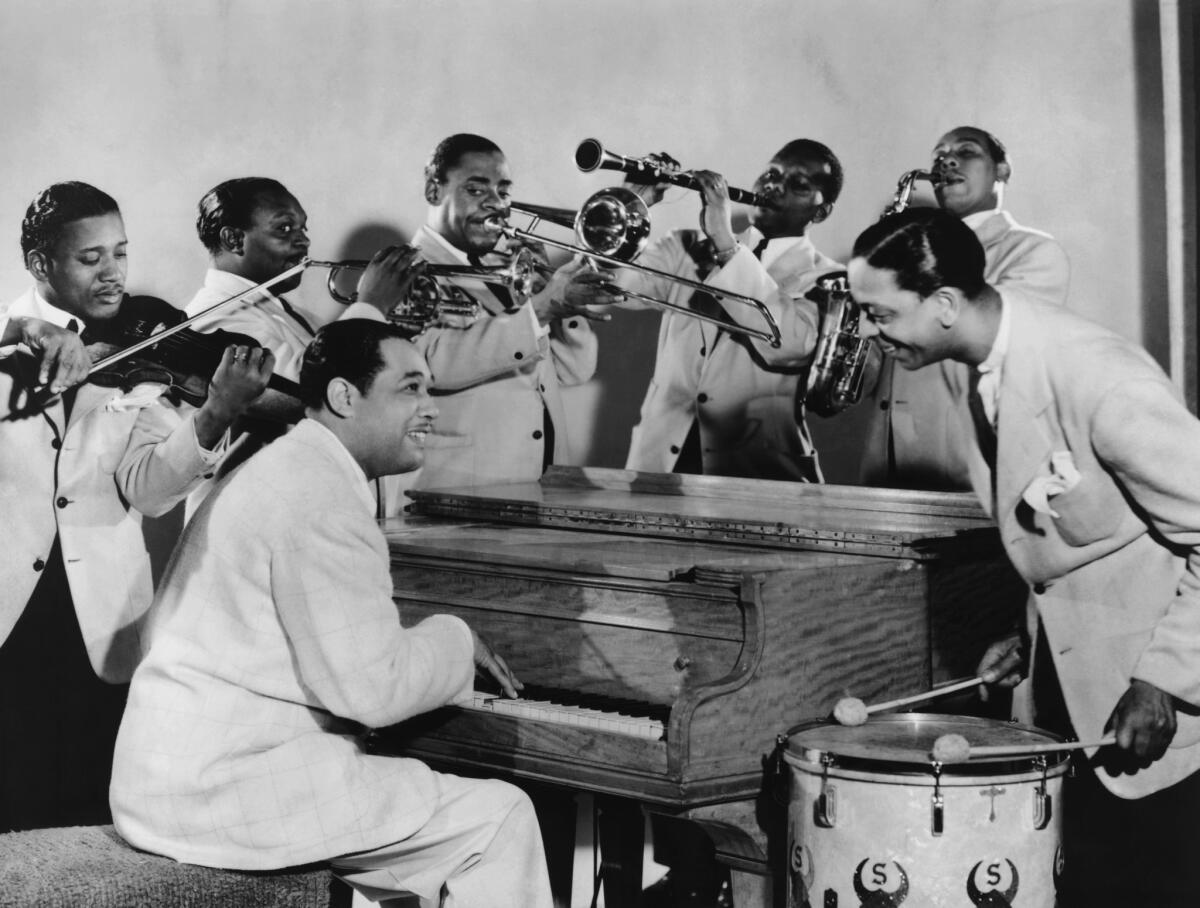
[
  {"left": 183, "top": 177, "right": 419, "bottom": 508},
  {"left": 0, "top": 181, "right": 272, "bottom": 832}
]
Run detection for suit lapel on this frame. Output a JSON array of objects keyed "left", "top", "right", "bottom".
[{"left": 994, "top": 299, "right": 1057, "bottom": 523}]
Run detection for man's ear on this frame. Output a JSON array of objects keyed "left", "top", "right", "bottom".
[
  {"left": 933, "top": 286, "right": 964, "bottom": 328},
  {"left": 996, "top": 161, "right": 1012, "bottom": 184},
  {"left": 26, "top": 250, "right": 50, "bottom": 283},
  {"left": 424, "top": 179, "right": 445, "bottom": 206},
  {"left": 218, "top": 226, "right": 245, "bottom": 256},
  {"left": 811, "top": 201, "right": 833, "bottom": 225},
  {"left": 323, "top": 377, "right": 357, "bottom": 419}
]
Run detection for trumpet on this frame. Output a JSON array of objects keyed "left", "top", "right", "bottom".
[
  {"left": 506, "top": 188, "right": 782, "bottom": 347},
  {"left": 882, "top": 169, "right": 936, "bottom": 217},
  {"left": 308, "top": 251, "right": 539, "bottom": 334},
  {"left": 575, "top": 138, "right": 777, "bottom": 209}
]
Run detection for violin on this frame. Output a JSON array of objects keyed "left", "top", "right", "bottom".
[{"left": 85, "top": 295, "right": 301, "bottom": 408}]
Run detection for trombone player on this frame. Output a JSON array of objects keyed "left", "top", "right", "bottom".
[
  {"left": 615, "top": 139, "right": 845, "bottom": 483},
  {"left": 408, "top": 133, "right": 623, "bottom": 491}
]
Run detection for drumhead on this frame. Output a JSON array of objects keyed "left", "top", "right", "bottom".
[{"left": 786, "top": 713, "right": 1066, "bottom": 774}]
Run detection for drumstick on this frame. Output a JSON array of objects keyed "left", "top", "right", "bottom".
[
  {"left": 930, "top": 732, "right": 1117, "bottom": 763},
  {"left": 832, "top": 676, "right": 983, "bottom": 727}
]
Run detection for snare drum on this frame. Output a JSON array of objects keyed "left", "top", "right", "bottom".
[{"left": 783, "top": 714, "right": 1067, "bottom": 907}]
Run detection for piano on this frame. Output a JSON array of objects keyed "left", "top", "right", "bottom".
[{"left": 370, "top": 466, "right": 1024, "bottom": 907}]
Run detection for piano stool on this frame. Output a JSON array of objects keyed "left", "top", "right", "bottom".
[{"left": 0, "top": 824, "right": 419, "bottom": 908}]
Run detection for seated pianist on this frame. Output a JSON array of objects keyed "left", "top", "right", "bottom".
[
  {"left": 0, "top": 181, "right": 270, "bottom": 833},
  {"left": 110, "top": 320, "right": 554, "bottom": 908}
]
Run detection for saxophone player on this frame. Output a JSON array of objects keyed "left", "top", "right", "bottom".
[
  {"left": 618, "top": 139, "right": 846, "bottom": 483},
  {"left": 859, "top": 126, "right": 1070, "bottom": 490}
]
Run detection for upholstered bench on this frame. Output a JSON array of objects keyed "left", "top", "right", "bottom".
[{"left": 0, "top": 824, "right": 355, "bottom": 908}]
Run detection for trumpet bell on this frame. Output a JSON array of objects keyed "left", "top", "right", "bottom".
[{"left": 574, "top": 187, "right": 651, "bottom": 261}]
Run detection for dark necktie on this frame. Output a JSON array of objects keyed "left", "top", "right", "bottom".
[
  {"left": 967, "top": 370, "right": 997, "bottom": 471},
  {"left": 467, "top": 254, "right": 515, "bottom": 311},
  {"left": 278, "top": 297, "right": 315, "bottom": 337}
]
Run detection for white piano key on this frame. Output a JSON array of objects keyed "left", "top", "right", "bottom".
[{"left": 461, "top": 691, "right": 665, "bottom": 739}]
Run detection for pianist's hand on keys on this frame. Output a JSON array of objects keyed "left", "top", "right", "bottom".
[{"left": 472, "top": 628, "right": 522, "bottom": 699}]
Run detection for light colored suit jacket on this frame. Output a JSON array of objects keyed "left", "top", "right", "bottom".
[
  {"left": 622, "top": 228, "right": 841, "bottom": 480},
  {"left": 111, "top": 418, "right": 476, "bottom": 868},
  {"left": 861, "top": 210, "right": 1070, "bottom": 489},
  {"left": 409, "top": 225, "right": 597, "bottom": 490},
  {"left": 964, "top": 295, "right": 1200, "bottom": 798},
  {"left": 0, "top": 288, "right": 218, "bottom": 682}
]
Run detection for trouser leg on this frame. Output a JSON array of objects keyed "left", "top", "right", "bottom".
[{"left": 330, "top": 773, "right": 553, "bottom": 908}]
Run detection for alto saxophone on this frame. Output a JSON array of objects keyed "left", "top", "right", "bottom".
[{"left": 804, "top": 170, "right": 936, "bottom": 416}]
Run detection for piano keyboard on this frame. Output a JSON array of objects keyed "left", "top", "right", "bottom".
[{"left": 462, "top": 684, "right": 669, "bottom": 740}]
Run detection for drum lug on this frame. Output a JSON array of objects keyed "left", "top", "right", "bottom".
[
  {"left": 930, "top": 762, "right": 945, "bottom": 836},
  {"left": 1033, "top": 755, "right": 1052, "bottom": 830},
  {"left": 815, "top": 755, "right": 838, "bottom": 828}
]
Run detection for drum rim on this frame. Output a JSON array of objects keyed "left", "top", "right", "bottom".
[{"left": 783, "top": 712, "right": 1069, "bottom": 775}]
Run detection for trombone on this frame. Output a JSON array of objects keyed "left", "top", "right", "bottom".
[
  {"left": 575, "top": 138, "right": 777, "bottom": 209},
  {"left": 307, "top": 251, "right": 539, "bottom": 334},
  {"left": 505, "top": 188, "right": 782, "bottom": 347}
]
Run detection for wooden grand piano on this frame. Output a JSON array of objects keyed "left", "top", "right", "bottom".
[{"left": 370, "top": 467, "right": 1023, "bottom": 907}]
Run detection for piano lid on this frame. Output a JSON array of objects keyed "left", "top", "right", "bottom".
[{"left": 406, "top": 467, "right": 999, "bottom": 560}]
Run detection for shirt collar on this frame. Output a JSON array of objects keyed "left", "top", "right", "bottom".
[
  {"left": 31, "top": 288, "right": 82, "bottom": 330},
  {"left": 739, "top": 227, "right": 811, "bottom": 271},
  {"left": 977, "top": 289, "right": 1011, "bottom": 377},
  {"left": 961, "top": 207, "right": 1004, "bottom": 231},
  {"left": 297, "top": 418, "right": 376, "bottom": 515},
  {"left": 422, "top": 226, "right": 472, "bottom": 266},
  {"left": 201, "top": 267, "right": 286, "bottom": 306}
]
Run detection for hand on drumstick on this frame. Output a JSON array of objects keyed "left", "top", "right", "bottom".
[
  {"left": 831, "top": 676, "right": 985, "bottom": 727},
  {"left": 975, "top": 629, "right": 1029, "bottom": 702}
]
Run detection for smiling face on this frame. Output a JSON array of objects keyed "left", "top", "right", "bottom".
[
  {"left": 30, "top": 212, "right": 128, "bottom": 323},
  {"left": 425, "top": 150, "right": 512, "bottom": 255},
  {"left": 228, "top": 189, "right": 311, "bottom": 293},
  {"left": 931, "top": 127, "right": 1009, "bottom": 218},
  {"left": 352, "top": 337, "right": 438, "bottom": 478},
  {"left": 849, "top": 257, "right": 953, "bottom": 371},
  {"left": 749, "top": 152, "right": 834, "bottom": 238}
]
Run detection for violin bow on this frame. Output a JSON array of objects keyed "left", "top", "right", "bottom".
[{"left": 87, "top": 259, "right": 313, "bottom": 375}]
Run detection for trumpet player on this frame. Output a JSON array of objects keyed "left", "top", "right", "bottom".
[
  {"left": 184, "top": 177, "right": 423, "bottom": 505},
  {"left": 859, "top": 126, "right": 1070, "bottom": 490},
  {"left": 409, "top": 133, "right": 623, "bottom": 490},
  {"left": 619, "top": 139, "right": 845, "bottom": 482}
]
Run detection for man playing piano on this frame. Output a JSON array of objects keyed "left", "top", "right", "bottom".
[
  {"left": 111, "top": 319, "right": 553, "bottom": 908},
  {"left": 618, "top": 139, "right": 845, "bottom": 483},
  {"left": 410, "top": 133, "right": 622, "bottom": 490},
  {"left": 851, "top": 207, "right": 1200, "bottom": 907},
  {"left": 0, "top": 181, "right": 271, "bottom": 831}
]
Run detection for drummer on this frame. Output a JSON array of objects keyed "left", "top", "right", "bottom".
[{"left": 848, "top": 207, "right": 1200, "bottom": 907}]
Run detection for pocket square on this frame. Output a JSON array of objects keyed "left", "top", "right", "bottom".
[
  {"left": 1021, "top": 451, "right": 1081, "bottom": 518},
  {"left": 102, "top": 383, "right": 167, "bottom": 412}
]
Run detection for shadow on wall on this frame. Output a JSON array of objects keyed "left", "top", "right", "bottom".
[{"left": 578, "top": 307, "right": 661, "bottom": 468}]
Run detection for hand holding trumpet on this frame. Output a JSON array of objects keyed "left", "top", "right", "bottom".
[{"left": 353, "top": 245, "right": 426, "bottom": 318}]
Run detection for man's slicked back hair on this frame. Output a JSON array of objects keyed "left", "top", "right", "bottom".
[
  {"left": 196, "top": 177, "right": 292, "bottom": 255},
  {"left": 424, "top": 134, "right": 504, "bottom": 184},
  {"left": 21, "top": 182, "right": 120, "bottom": 263},
  {"left": 852, "top": 207, "right": 986, "bottom": 299}
]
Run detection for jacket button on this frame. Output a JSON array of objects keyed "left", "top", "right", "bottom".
[
  {"left": 514, "top": 351, "right": 524, "bottom": 360},
  {"left": 880, "top": 401, "right": 890, "bottom": 411},
  {"left": 50, "top": 438, "right": 62, "bottom": 449},
  {"left": 670, "top": 445, "right": 680, "bottom": 454},
  {"left": 699, "top": 346, "right": 706, "bottom": 356},
  {"left": 32, "top": 558, "right": 45, "bottom": 572},
  {"left": 56, "top": 496, "right": 69, "bottom": 509},
  {"left": 532, "top": 430, "right": 543, "bottom": 440},
  {"left": 568, "top": 320, "right": 579, "bottom": 329},
  {"left": 1033, "top": 582, "right": 1047, "bottom": 595},
  {"left": 698, "top": 393, "right": 709, "bottom": 404}
]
